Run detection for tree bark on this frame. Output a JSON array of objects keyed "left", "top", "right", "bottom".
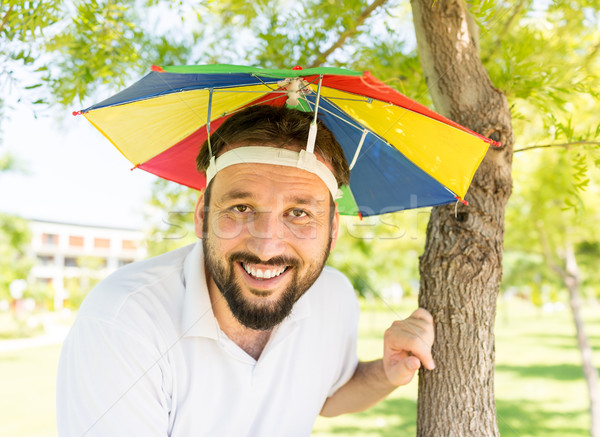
[
  {"left": 410, "top": 1, "right": 514, "bottom": 435},
  {"left": 563, "top": 242, "right": 600, "bottom": 437}
]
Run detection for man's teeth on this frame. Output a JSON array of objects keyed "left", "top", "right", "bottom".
[{"left": 242, "top": 263, "right": 287, "bottom": 279}]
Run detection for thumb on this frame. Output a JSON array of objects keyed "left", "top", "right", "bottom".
[{"left": 387, "top": 356, "right": 421, "bottom": 386}]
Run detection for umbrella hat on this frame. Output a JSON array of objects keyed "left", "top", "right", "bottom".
[{"left": 78, "top": 64, "right": 499, "bottom": 216}]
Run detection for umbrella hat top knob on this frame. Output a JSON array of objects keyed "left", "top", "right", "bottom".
[{"left": 277, "top": 77, "right": 311, "bottom": 106}]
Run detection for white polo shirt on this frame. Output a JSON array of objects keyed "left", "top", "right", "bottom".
[{"left": 57, "top": 242, "right": 359, "bottom": 436}]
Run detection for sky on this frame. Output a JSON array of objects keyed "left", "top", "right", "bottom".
[{"left": 0, "top": 103, "right": 157, "bottom": 229}]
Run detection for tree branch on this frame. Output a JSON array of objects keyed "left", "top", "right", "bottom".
[
  {"left": 514, "top": 140, "right": 600, "bottom": 153},
  {"left": 536, "top": 221, "right": 565, "bottom": 279},
  {"left": 584, "top": 40, "right": 600, "bottom": 68},
  {"left": 0, "top": 4, "right": 14, "bottom": 35},
  {"left": 308, "top": 0, "right": 390, "bottom": 68}
]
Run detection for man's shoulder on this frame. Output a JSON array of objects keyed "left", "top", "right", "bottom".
[
  {"left": 78, "top": 243, "right": 195, "bottom": 322},
  {"left": 319, "top": 266, "right": 354, "bottom": 290},
  {"left": 311, "top": 265, "right": 357, "bottom": 306}
]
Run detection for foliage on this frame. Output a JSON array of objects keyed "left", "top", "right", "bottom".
[
  {"left": 328, "top": 212, "right": 427, "bottom": 298},
  {"left": 45, "top": 0, "right": 192, "bottom": 105},
  {"left": 0, "top": 0, "right": 62, "bottom": 109},
  {"left": 144, "top": 178, "right": 199, "bottom": 257},
  {"left": 0, "top": 213, "right": 33, "bottom": 301},
  {"left": 504, "top": 145, "right": 600, "bottom": 302},
  {"left": 473, "top": 0, "right": 600, "bottom": 212}
]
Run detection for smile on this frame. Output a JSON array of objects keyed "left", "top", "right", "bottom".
[{"left": 241, "top": 262, "right": 289, "bottom": 280}]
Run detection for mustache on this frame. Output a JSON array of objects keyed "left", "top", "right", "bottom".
[{"left": 229, "top": 251, "right": 299, "bottom": 267}]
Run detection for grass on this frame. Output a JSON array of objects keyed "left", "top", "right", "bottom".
[
  {"left": 312, "top": 297, "right": 600, "bottom": 436},
  {"left": 0, "top": 297, "right": 598, "bottom": 436},
  {"left": 0, "top": 345, "right": 60, "bottom": 437},
  {"left": 0, "top": 312, "right": 46, "bottom": 339}
]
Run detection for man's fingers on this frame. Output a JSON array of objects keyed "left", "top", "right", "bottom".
[
  {"left": 384, "top": 308, "right": 436, "bottom": 372},
  {"left": 386, "top": 356, "right": 420, "bottom": 386},
  {"left": 410, "top": 307, "right": 434, "bottom": 324}
]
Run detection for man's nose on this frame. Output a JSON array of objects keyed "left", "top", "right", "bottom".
[{"left": 246, "top": 212, "right": 287, "bottom": 259}]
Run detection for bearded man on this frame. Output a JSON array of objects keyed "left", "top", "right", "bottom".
[{"left": 57, "top": 105, "right": 435, "bottom": 436}]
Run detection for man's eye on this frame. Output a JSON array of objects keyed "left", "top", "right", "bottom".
[
  {"left": 290, "top": 209, "right": 307, "bottom": 218},
  {"left": 233, "top": 205, "right": 249, "bottom": 213}
]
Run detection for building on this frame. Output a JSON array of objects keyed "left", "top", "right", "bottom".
[{"left": 28, "top": 219, "right": 147, "bottom": 310}]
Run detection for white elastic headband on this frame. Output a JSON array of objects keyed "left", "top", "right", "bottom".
[{"left": 205, "top": 146, "right": 341, "bottom": 199}]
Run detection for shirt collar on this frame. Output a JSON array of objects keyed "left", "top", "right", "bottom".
[{"left": 181, "top": 241, "right": 313, "bottom": 339}]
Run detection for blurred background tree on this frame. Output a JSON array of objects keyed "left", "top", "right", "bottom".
[{"left": 0, "top": 213, "right": 33, "bottom": 302}]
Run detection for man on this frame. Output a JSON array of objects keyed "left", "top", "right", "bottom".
[{"left": 57, "top": 105, "right": 435, "bottom": 436}]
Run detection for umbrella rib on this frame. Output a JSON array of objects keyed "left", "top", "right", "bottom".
[
  {"left": 213, "top": 89, "right": 288, "bottom": 94},
  {"left": 324, "top": 96, "right": 373, "bottom": 103},
  {"left": 250, "top": 74, "right": 280, "bottom": 91}
]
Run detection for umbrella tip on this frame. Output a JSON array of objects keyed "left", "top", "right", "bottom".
[
  {"left": 455, "top": 196, "right": 469, "bottom": 206},
  {"left": 72, "top": 110, "right": 82, "bottom": 116},
  {"left": 151, "top": 65, "right": 165, "bottom": 72},
  {"left": 292, "top": 65, "right": 303, "bottom": 70}
]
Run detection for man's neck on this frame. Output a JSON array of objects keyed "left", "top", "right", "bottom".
[{"left": 207, "top": 277, "right": 272, "bottom": 361}]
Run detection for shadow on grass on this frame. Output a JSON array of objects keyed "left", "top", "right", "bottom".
[
  {"left": 322, "top": 397, "right": 588, "bottom": 436},
  {"left": 325, "top": 398, "right": 417, "bottom": 436},
  {"left": 523, "top": 332, "right": 600, "bottom": 346},
  {"left": 496, "top": 363, "right": 597, "bottom": 381},
  {"left": 497, "top": 399, "right": 588, "bottom": 437}
]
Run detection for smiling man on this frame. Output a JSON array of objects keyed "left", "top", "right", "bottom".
[{"left": 57, "top": 106, "right": 435, "bottom": 436}]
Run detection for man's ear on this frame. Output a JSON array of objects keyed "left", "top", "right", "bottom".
[
  {"left": 194, "top": 191, "right": 206, "bottom": 239},
  {"left": 330, "top": 202, "right": 340, "bottom": 251}
]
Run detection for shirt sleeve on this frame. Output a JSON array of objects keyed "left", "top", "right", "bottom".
[{"left": 56, "top": 316, "right": 171, "bottom": 436}]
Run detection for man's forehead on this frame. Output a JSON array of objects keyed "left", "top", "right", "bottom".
[{"left": 216, "top": 179, "right": 330, "bottom": 206}]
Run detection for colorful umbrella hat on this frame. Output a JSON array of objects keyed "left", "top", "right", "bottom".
[{"left": 77, "top": 64, "right": 499, "bottom": 217}]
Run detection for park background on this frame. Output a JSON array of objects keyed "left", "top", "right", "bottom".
[{"left": 0, "top": 0, "right": 599, "bottom": 436}]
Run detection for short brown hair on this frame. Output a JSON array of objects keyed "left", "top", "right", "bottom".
[{"left": 196, "top": 105, "right": 350, "bottom": 187}]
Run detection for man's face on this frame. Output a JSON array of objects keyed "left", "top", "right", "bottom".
[{"left": 194, "top": 154, "right": 339, "bottom": 331}]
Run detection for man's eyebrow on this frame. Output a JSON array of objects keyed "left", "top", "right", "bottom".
[
  {"left": 286, "top": 195, "right": 328, "bottom": 207},
  {"left": 220, "top": 190, "right": 254, "bottom": 202}
]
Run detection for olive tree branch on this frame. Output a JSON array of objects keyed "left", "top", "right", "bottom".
[
  {"left": 0, "top": 4, "right": 14, "bottom": 35},
  {"left": 308, "top": 0, "right": 391, "bottom": 68},
  {"left": 514, "top": 140, "right": 600, "bottom": 154}
]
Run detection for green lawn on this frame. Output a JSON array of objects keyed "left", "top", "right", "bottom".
[
  {"left": 0, "top": 297, "right": 598, "bottom": 436},
  {"left": 0, "top": 345, "right": 60, "bottom": 437}
]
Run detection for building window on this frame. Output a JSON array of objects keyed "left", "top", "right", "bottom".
[
  {"left": 37, "top": 277, "right": 53, "bottom": 286},
  {"left": 64, "top": 257, "right": 78, "bottom": 267},
  {"left": 37, "top": 255, "right": 55, "bottom": 266},
  {"left": 42, "top": 233, "right": 59, "bottom": 245},
  {"left": 118, "top": 259, "right": 135, "bottom": 267},
  {"left": 122, "top": 240, "right": 137, "bottom": 251},
  {"left": 69, "top": 235, "right": 85, "bottom": 247},
  {"left": 94, "top": 238, "right": 111, "bottom": 249}
]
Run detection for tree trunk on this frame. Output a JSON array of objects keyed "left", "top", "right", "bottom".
[
  {"left": 564, "top": 242, "right": 600, "bottom": 437},
  {"left": 410, "top": 1, "right": 514, "bottom": 435}
]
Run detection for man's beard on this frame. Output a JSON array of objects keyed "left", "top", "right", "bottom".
[{"left": 202, "top": 224, "right": 331, "bottom": 331}]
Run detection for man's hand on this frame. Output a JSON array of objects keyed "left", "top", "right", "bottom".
[
  {"left": 383, "top": 308, "right": 435, "bottom": 386},
  {"left": 320, "top": 307, "right": 435, "bottom": 417}
]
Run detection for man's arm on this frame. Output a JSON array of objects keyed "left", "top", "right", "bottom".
[{"left": 320, "top": 308, "right": 435, "bottom": 417}]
